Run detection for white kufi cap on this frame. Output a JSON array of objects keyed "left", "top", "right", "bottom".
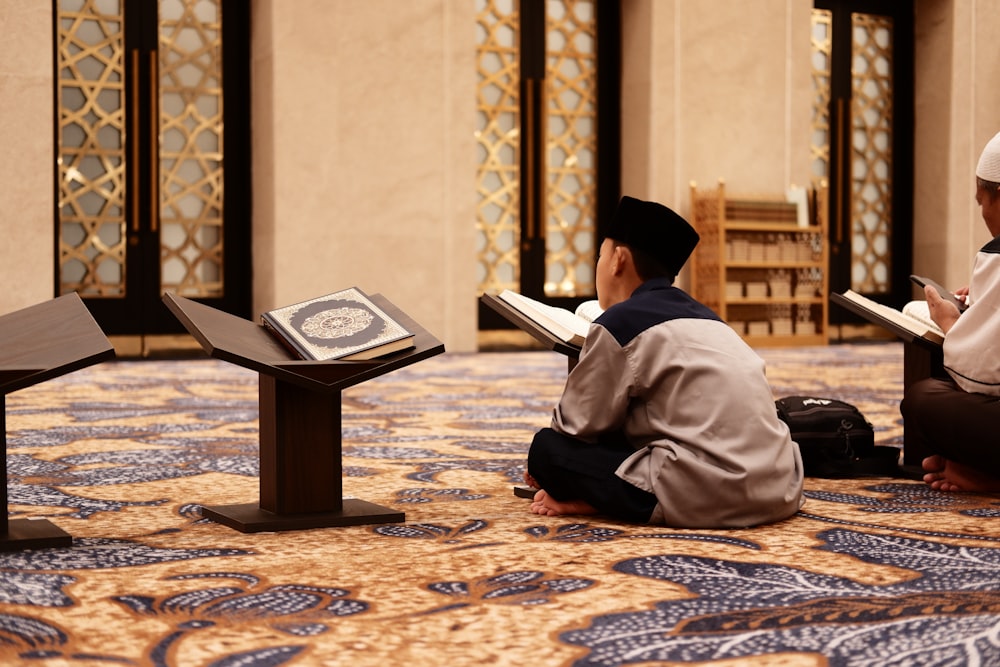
[{"left": 976, "top": 131, "right": 1000, "bottom": 182}]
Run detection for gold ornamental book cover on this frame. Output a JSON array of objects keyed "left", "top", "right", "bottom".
[{"left": 262, "top": 287, "right": 414, "bottom": 361}]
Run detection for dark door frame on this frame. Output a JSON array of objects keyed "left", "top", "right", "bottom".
[
  {"left": 816, "top": 0, "right": 914, "bottom": 315},
  {"left": 51, "top": 0, "right": 252, "bottom": 336},
  {"left": 479, "top": 0, "right": 620, "bottom": 329}
]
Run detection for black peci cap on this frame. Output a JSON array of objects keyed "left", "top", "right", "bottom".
[{"left": 604, "top": 196, "right": 700, "bottom": 277}]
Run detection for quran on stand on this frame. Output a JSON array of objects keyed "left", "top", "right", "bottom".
[
  {"left": 830, "top": 289, "right": 944, "bottom": 346},
  {"left": 494, "top": 290, "right": 603, "bottom": 347},
  {"left": 261, "top": 287, "right": 415, "bottom": 361}
]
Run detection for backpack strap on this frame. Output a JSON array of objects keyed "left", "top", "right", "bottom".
[{"left": 841, "top": 446, "right": 902, "bottom": 478}]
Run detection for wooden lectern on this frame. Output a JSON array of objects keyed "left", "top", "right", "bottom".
[
  {"left": 163, "top": 293, "right": 445, "bottom": 533},
  {"left": 0, "top": 293, "right": 115, "bottom": 551},
  {"left": 830, "top": 292, "right": 944, "bottom": 470},
  {"left": 479, "top": 293, "right": 581, "bottom": 371}
]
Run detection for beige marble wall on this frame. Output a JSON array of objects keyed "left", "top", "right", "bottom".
[
  {"left": 0, "top": 2, "right": 54, "bottom": 315},
  {"left": 621, "top": 0, "right": 814, "bottom": 215},
  {"left": 2, "top": 1, "right": 998, "bottom": 348},
  {"left": 251, "top": 0, "right": 478, "bottom": 351},
  {"left": 913, "top": 0, "right": 1000, "bottom": 293}
]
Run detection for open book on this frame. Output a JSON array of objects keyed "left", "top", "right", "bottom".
[
  {"left": 900, "top": 300, "right": 947, "bottom": 338},
  {"left": 494, "top": 290, "right": 603, "bottom": 347},
  {"left": 830, "top": 290, "right": 944, "bottom": 346},
  {"left": 261, "top": 287, "right": 415, "bottom": 361}
]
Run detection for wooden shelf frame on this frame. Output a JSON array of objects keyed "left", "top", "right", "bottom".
[{"left": 689, "top": 179, "right": 830, "bottom": 347}]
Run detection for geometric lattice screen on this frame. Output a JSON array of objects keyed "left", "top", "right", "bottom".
[
  {"left": 475, "top": 0, "right": 520, "bottom": 295},
  {"left": 56, "top": 0, "right": 129, "bottom": 297},
  {"left": 810, "top": 8, "right": 894, "bottom": 295},
  {"left": 475, "top": 0, "right": 598, "bottom": 298},
  {"left": 809, "top": 9, "right": 832, "bottom": 187},
  {"left": 848, "top": 12, "right": 893, "bottom": 294},
  {"left": 543, "top": 0, "right": 598, "bottom": 297},
  {"left": 56, "top": 0, "right": 224, "bottom": 298},
  {"left": 158, "top": 0, "right": 224, "bottom": 297}
]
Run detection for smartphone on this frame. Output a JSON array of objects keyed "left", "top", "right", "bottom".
[{"left": 910, "top": 274, "right": 967, "bottom": 312}]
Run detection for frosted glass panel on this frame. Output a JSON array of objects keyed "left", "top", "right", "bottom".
[
  {"left": 849, "top": 13, "right": 893, "bottom": 294},
  {"left": 158, "top": 0, "right": 225, "bottom": 296},
  {"left": 475, "top": 0, "right": 521, "bottom": 294},
  {"left": 544, "top": 0, "right": 597, "bottom": 298},
  {"left": 56, "top": 0, "right": 127, "bottom": 297}
]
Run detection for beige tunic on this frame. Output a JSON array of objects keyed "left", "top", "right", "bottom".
[
  {"left": 552, "top": 279, "right": 804, "bottom": 528},
  {"left": 943, "top": 236, "right": 1000, "bottom": 395}
]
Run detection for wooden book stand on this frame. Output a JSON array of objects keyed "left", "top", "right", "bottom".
[
  {"left": 0, "top": 294, "right": 115, "bottom": 550},
  {"left": 164, "top": 293, "right": 445, "bottom": 533}
]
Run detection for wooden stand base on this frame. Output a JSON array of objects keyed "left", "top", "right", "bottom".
[
  {"left": 163, "top": 292, "right": 443, "bottom": 535},
  {"left": 0, "top": 518, "right": 73, "bottom": 552},
  {"left": 0, "top": 294, "right": 115, "bottom": 551},
  {"left": 200, "top": 500, "right": 404, "bottom": 533}
]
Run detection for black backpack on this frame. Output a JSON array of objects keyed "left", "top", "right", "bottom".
[{"left": 775, "top": 396, "right": 900, "bottom": 478}]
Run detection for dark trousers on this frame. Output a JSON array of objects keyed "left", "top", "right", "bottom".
[
  {"left": 527, "top": 427, "right": 658, "bottom": 523},
  {"left": 900, "top": 377, "right": 1000, "bottom": 477}
]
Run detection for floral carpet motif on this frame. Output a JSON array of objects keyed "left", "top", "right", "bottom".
[{"left": 1, "top": 344, "right": 998, "bottom": 666}]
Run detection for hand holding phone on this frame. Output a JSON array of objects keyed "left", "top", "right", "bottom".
[{"left": 910, "top": 274, "right": 967, "bottom": 312}]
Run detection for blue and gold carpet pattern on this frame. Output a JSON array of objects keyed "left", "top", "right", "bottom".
[{"left": 2, "top": 345, "right": 998, "bottom": 666}]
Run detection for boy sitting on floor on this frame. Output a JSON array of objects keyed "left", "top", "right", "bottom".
[{"left": 524, "top": 196, "right": 804, "bottom": 528}]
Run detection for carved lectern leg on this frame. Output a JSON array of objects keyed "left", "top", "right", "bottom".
[
  {"left": 199, "top": 375, "right": 404, "bottom": 532},
  {"left": 0, "top": 399, "right": 72, "bottom": 551}
]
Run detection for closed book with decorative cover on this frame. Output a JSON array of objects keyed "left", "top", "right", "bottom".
[{"left": 261, "top": 287, "right": 415, "bottom": 361}]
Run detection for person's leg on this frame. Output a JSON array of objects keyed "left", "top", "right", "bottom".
[
  {"left": 917, "top": 454, "right": 1000, "bottom": 492},
  {"left": 901, "top": 377, "right": 1000, "bottom": 492},
  {"left": 526, "top": 428, "right": 657, "bottom": 522}
]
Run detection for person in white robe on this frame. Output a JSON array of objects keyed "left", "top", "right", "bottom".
[{"left": 902, "top": 131, "right": 1000, "bottom": 494}]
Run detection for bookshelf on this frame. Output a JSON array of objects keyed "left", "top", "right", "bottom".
[{"left": 689, "top": 179, "right": 829, "bottom": 347}]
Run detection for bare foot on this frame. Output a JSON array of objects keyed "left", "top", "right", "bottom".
[
  {"left": 523, "top": 470, "right": 540, "bottom": 489},
  {"left": 529, "top": 489, "right": 599, "bottom": 517},
  {"left": 922, "top": 455, "right": 1000, "bottom": 493}
]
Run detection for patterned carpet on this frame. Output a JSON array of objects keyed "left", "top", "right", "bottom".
[{"left": 2, "top": 344, "right": 999, "bottom": 666}]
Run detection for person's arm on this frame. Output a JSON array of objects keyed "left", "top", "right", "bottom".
[
  {"left": 551, "top": 325, "right": 632, "bottom": 441},
  {"left": 925, "top": 284, "right": 962, "bottom": 334}
]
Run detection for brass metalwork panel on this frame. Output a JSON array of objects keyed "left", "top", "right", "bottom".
[
  {"left": 475, "top": 0, "right": 598, "bottom": 299},
  {"left": 158, "top": 0, "right": 225, "bottom": 297},
  {"left": 811, "top": 8, "right": 895, "bottom": 295},
  {"left": 56, "top": 0, "right": 128, "bottom": 297},
  {"left": 849, "top": 12, "right": 893, "bottom": 294},
  {"left": 475, "top": 0, "right": 521, "bottom": 295},
  {"left": 544, "top": 0, "right": 597, "bottom": 298},
  {"left": 810, "top": 9, "right": 832, "bottom": 185},
  {"left": 55, "top": 0, "right": 225, "bottom": 300}
]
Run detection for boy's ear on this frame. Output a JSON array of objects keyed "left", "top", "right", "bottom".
[{"left": 612, "top": 245, "right": 629, "bottom": 275}]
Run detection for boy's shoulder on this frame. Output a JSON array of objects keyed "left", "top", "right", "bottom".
[{"left": 596, "top": 284, "right": 721, "bottom": 346}]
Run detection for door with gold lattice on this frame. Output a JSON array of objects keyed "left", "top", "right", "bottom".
[
  {"left": 54, "top": 0, "right": 250, "bottom": 337},
  {"left": 811, "top": 0, "right": 914, "bottom": 317},
  {"left": 474, "top": 0, "right": 620, "bottom": 327}
]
